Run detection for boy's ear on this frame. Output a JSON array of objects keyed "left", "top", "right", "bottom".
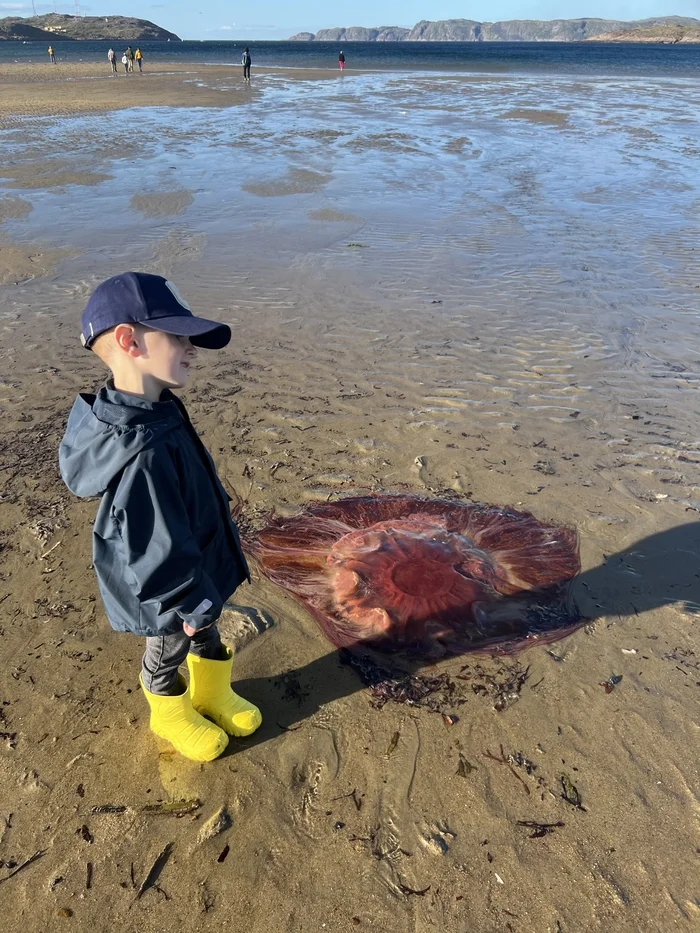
[{"left": 114, "top": 323, "right": 143, "bottom": 356}]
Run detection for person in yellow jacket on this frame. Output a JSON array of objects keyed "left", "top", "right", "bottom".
[
  {"left": 48, "top": 45, "right": 55, "bottom": 64},
  {"left": 135, "top": 48, "right": 144, "bottom": 73}
]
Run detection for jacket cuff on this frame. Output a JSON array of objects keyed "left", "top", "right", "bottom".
[{"left": 177, "top": 594, "right": 222, "bottom": 631}]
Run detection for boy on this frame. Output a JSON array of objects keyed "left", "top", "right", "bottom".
[{"left": 59, "top": 272, "right": 262, "bottom": 762}]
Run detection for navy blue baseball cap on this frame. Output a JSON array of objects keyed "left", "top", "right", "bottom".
[{"left": 80, "top": 272, "right": 231, "bottom": 350}]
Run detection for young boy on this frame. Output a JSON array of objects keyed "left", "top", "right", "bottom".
[{"left": 59, "top": 272, "right": 262, "bottom": 762}]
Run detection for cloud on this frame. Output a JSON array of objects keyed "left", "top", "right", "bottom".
[{"left": 0, "top": 3, "right": 33, "bottom": 9}]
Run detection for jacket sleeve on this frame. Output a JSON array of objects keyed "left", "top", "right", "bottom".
[{"left": 112, "top": 446, "right": 222, "bottom": 632}]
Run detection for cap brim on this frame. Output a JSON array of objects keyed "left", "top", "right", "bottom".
[{"left": 146, "top": 315, "right": 231, "bottom": 349}]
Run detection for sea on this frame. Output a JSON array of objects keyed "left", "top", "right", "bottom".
[
  {"left": 1, "top": 38, "right": 700, "bottom": 76},
  {"left": 3, "top": 36, "right": 700, "bottom": 515}
]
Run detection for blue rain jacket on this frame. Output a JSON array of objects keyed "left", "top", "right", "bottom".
[{"left": 59, "top": 383, "right": 250, "bottom": 637}]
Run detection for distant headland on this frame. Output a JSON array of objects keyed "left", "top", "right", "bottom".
[
  {"left": 289, "top": 16, "right": 700, "bottom": 43},
  {"left": 0, "top": 14, "right": 180, "bottom": 42}
]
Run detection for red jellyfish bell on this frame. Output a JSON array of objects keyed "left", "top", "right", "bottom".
[{"left": 248, "top": 495, "right": 583, "bottom": 657}]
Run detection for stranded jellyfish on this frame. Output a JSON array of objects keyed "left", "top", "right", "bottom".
[{"left": 248, "top": 495, "right": 583, "bottom": 657}]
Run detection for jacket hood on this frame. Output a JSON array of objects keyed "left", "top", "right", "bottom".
[{"left": 59, "top": 384, "right": 183, "bottom": 497}]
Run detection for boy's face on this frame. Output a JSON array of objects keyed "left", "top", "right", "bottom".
[{"left": 139, "top": 329, "right": 198, "bottom": 391}]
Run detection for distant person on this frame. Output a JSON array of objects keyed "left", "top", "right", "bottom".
[
  {"left": 48, "top": 45, "right": 55, "bottom": 64},
  {"left": 135, "top": 48, "right": 143, "bottom": 73},
  {"left": 125, "top": 46, "right": 135, "bottom": 72},
  {"left": 242, "top": 47, "right": 251, "bottom": 83},
  {"left": 338, "top": 49, "right": 345, "bottom": 71},
  {"left": 108, "top": 48, "right": 117, "bottom": 75},
  {"left": 122, "top": 53, "right": 129, "bottom": 74}
]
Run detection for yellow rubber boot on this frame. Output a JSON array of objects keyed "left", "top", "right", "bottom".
[
  {"left": 187, "top": 645, "right": 262, "bottom": 738},
  {"left": 140, "top": 674, "right": 228, "bottom": 762}
]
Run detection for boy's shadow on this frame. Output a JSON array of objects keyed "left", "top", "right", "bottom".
[{"left": 230, "top": 521, "right": 700, "bottom": 753}]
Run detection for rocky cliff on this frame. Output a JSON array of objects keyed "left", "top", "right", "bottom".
[
  {"left": 292, "top": 16, "right": 700, "bottom": 42},
  {"left": 313, "top": 26, "right": 410, "bottom": 42},
  {"left": 589, "top": 24, "right": 700, "bottom": 43},
  {"left": 0, "top": 14, "right": 180, "bottom": 41},
  {"left": 407, "top": 19, "right": 481, "bottom": 41}
]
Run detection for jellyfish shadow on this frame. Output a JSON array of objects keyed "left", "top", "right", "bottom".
[{"left": 229, "top": 521, "right": 700, "bottom": 753}]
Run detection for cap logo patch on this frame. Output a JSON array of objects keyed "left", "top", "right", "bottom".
[{"left": 164, "top": 280, "right": 191, "bottom": 311}]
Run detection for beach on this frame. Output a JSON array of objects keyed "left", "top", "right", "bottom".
[
  {"left": 0, "top": 55, "right": 699, "bottom": 932},
  {"left": 0, "top": 61, "right": 345, "bottom": 118}
]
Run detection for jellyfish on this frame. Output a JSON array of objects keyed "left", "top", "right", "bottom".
[{"left": 247, "top": 494, "right": 583, "bottom": 657}]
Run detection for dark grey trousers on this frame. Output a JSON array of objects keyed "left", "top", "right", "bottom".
[{"left": 142, "top": 624, "right": 223, "bottom": 695}]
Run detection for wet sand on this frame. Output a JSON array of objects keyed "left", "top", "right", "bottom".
[
  {"left": 0, "top": 65, "right": 699, "bottom": 932},
  {"left": 0, "top": 61, "right": 341, "bottom": 119}
]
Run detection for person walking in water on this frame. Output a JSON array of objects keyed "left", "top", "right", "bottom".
[
  {"left": 242, "top": 47, "right": 251, "bottom": 83},
  {"left": 108, "top": 48, "right": 117, "bottom": 75},
  {"left": 338, "top": 49, "right": 345, "bottom": 71},
  {"left": 135, "top": 48, "right": 143, "bottom": 73},
  {"left": 48, "top": 45, "right": 55, "bottom": 64}
]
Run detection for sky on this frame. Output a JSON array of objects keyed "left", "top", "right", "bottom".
[{"left": 1, "top": 2, "right": 697, "bottom": 40}]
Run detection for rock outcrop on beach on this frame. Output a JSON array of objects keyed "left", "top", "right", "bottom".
[
  {"left": 0, "top": 14, "right": 180, "bottom": 41},
  {"left": 589, "top": 24, "right": 700, "bottom": 43},
  {"left": 292, "top": 16, "right": 700, "bottom": 42}
]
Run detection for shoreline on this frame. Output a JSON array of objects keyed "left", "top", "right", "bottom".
[{"left": 0, "top": 62, "right": 347, "bottom": 117}]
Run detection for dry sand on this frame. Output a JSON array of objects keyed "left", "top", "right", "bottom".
[{"left": 0, "top": 61, "right": 698, "bottom": 933}]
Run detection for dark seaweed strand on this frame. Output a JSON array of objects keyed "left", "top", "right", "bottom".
[
  {"left": 516, "top": 819, "right": 565, "bottom": 838},
  {"left": 134, "top": 843, "right": 174, "bottom": 902},
  {"left": 0, "top": 849, "right": 46, "bottom": 885},
  {"left": 483, "top": 744, "right": 531, "bottom": 795}
]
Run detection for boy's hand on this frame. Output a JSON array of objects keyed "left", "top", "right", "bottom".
[{"left": 183, "top": 621, "right": 213, "bottom": 637}]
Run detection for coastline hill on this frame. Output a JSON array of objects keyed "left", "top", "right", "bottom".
[
  {"left": 290, "top": 16, "right": 700, "bottom": 42},
  {"left": 589, "top": 23, "right": 700, "bottom": 42},
  {"left": 0, "top": 14, "right": 180, "bottom": 41},
  {"left": 291, "top": 26, "right": 411, "bottom": 41}
]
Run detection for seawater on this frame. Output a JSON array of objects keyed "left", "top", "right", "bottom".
[
  {"left": 2, "top": 62, "right": 700, "bottom": 510},
  {"left": 1, "top": 39, "right": 700, "bottom": 76}
]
